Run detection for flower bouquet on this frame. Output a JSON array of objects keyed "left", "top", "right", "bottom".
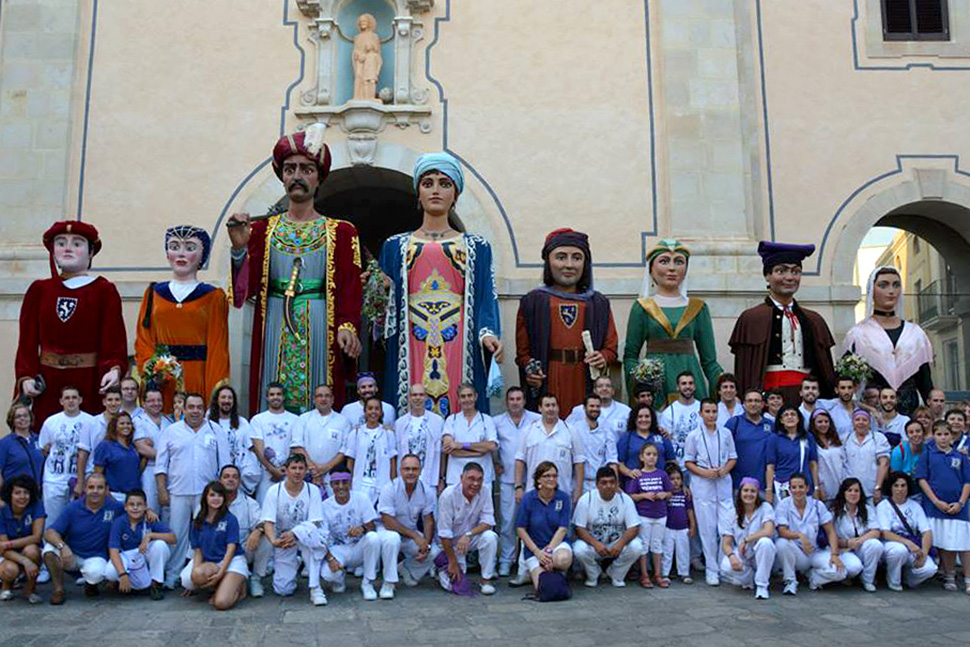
[
  {"left": 834, "top": 353, "right": 873, "bottom": 384},
  {"left": 631, "top": 357, "right": 665, "bottom": 393},
  {"left": 361, "top": 258, "right": 388, "bottom": 342},
  {"left": 142, "top": 345, "right": 185, "bottom": 392}
]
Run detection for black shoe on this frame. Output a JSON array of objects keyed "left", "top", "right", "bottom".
[
  {"left": 149, "top": 582, "right": 164, "bottom": 601},
  {"left": 84, "top": 583, "right": 100, "bottom": 597}
]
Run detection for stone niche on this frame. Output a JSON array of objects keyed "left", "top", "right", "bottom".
[{"left": 296, "top": 0, "right": 433, "bottom": 165}]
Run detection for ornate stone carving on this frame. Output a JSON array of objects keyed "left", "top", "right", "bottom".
[
  {"left": 295, "top": 100, "right": 432, "bottom": 134},
  {"left": 347, "top": 133, "right": 378, "bottom": 166},
  {"left": 407, "top": 0, "right": 434, "bottom": 12}
]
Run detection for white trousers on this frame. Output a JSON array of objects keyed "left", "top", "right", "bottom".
[
  {"left": 498, "top": 481, "right": 517, "bottom": 568},
  {"left": 719, "top": 537, "right": 776, "bottom": 589},
  {"left": 637, "top": 516, "right": 667, "bottom": 554},
  {"left": 775, "top": 538, "right": 846, "bottom": 587},
  {"left": 162, "top": 493, "right": 200, "bottom": 587},
  {"left": 247, "top": 535, "right": 273, "bottom": 578},
  {"left": 42, "top": 481, "right": 70, "bottom": 529},
  {"left": 272, "top": 543, "right": 317, "bottom": 596},
  {"left": 319, "top": 532, "right": 381, "bottom": 586},
  {"left": 663, "top": 527, "right": 690, "bottom": 578},
  {"left": 573, "top": 538, "right": 642, "bottom": 582},
  {"left": 883, "top": 541, "right": 938, "bottom": 588},
  {"left": 42, "top": 544, "right": 108, "bottom": 585},
  {"left": 104, "top": 540, "right": 171, "bottom": 588},
  {"left": 375, "top": 529, "right": 440, "bottom": 583},
  {"left": 140, "top": 466, "right": 159, "bottom": 513},
  {"left": 438, "top": 530, "right": 498, "bottom": 591},
  {"left": 693, "top": 494, "right": 733, "bottom": 578},
  {"left": 840, "top": 538, "right": 884, "bottom": 586}
]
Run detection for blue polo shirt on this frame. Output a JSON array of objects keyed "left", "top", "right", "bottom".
[
  {"left": 617, "top": 431, "right": 675, "bottom": 473},
  {"left": 0, "top": 432, "right": 44, "bottom": 484},
  {"left": 915, "top": 445, "right": 970, "bottom": 522},
  {"left": 515, "top": 488, "right": 571, "bottom": 548},
  {"left": 49, "top": 497, "right": 125, "bottom": 559},
  {"left": 109, "top": 515, "right": 171, "bottom": 551},
  {"left": 726, "top": 415, "right": 774, "bottom": 488},
  {"left": 189, "top": 513, "right": 240, "bottom": 563},
  {"left": 93, "top": 440, "right": 141, "bottom": 494},
  {"left": 0, "top": 500, "right": 45, "bottom": 540},
  {"left": 767, "top": 432, "right": 819, "bottom": 492}
]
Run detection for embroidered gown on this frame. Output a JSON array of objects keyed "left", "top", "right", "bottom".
[{"left": 380, "top": 233, "right": 500, "bottom": 416}]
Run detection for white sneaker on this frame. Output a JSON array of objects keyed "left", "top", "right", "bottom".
[
  {"left": 755, "top": 586, "right": 769, "bottom": 600},
  {"left": 498, "top": 564, "right": 511, "bottom": 578},
  {"left": 610, "top": 578, "right": 626, "bottom": 588},
  {"left": 361, "top": 580, "right": 378, "bottom": 601},
  {"left": 808, "top": 579, "right": 821, "bottom": 591},
  {"left": 37, "top": 566, "right": 50, "bottom": 584},
  {"left": 888, "top": 583, "right": 903, "bottom": 592},
  {"left": 509, "top": 571, "right": 529, "bottom": 587},
  {"left": 862, "top": 581, "right": 876, "bottom": 592},
  {"left": 705, "top": 573, "right": 720, "bottom": 586},
  {"left": 783, "top": 580, "right": 798, "bottom": 596},
  {"left": 0, "top": 590, "right": 13, "bottom": 601},
  {"left": 438, "top": 570, "right": 452, "bottom": 591},
  {"left": 249, "top": 578, "right": 265, "bottom": 598},
  {"left": 379, "top": 582, "right": 395, "bottom": 600},
  {"left": 584, "top": 578, "right": 598, "bottom": 588},
  {"left": 310, "top": 587, "right": 328, "bottom": 606},
  {"left": 480, "top": 582, "right": 496, "bottom": 595},
  {"left": 401, "top": 566, "right": 418, "bottom": 588}
]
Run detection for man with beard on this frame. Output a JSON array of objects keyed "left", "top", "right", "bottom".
[
  {"left": 573, "top": 394, "right": 619, "bottom": 493},
  {"left": 208, "top": 385, "right": 261, "bottom": 497},
  {"left": 876, "top": 387, "right": 910, "bottom": 448},
  {"left": 657, "top": 372, "right": 702, "bottom": 469},
  {"left": 228, "top": 125, "right": 362, "bottom": 415},
  {"left": 797, "top": 375, "right": 821, "bottom": 431},
  {"left": 567, "top": 376, "right": 631, "bottom": 441},
  {"left": 516, "top": 229, "right": 618, "bottom": 414},
  {"left": 250, "top": 383, "right": 299, "bottom": 503},
  {"left": 729, "top": 242, "right": 836, "bottom": 405}
]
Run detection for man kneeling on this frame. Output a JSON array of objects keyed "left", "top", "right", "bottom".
[
  {"left": 437, "top": 462, "right": 498, "bottom": 595},
  {"left": 319, "top": 469, "right": 382, "bottom": 601},
  {"left": 43, "top": 472, "right": 125, "bottom": 604},
  {"left": 572, "top": 466, "right": 643, "bottom": 587},
  {"left": 376, "top": 453, "right": 441, "bottom": 598}
]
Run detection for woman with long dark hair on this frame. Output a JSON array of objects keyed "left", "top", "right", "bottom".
[
  {"left": 0, "top": 475, "right": 44, "bottom": 603},
  {"left": 617, "top": 404, "right": 673, "bottom": 484},
  {"left": 719, "top": 477, "right": 775, "bottom": 600},
  {"left": 831, "top": 477, "right": 884, "bottom": 591},
  {"left": 180, "top": 481, "right": 247, "bottom": 610},
  {"left": 765, "top": 405, "right": 819, "bottom": 502},
  {"left": 810, "top": 409, "right": 844, "bottom": 503}
]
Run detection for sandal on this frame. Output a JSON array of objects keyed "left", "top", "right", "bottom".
[
  {"left": 656, "top": 576, "right": 670, "bottom": 589},
  {"left": 943, "top": 576, "right": 957, "bottom": 592},
  {"left": 639, "top": 574, "right": 653, "bottom": 588}
]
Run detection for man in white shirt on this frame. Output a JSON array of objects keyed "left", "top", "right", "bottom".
[
  {"left": 818, "top": 377, "right": 860, "bottom": 441},
  {"left": 155, "top": 393, "right": 231, "bottom": 588},
  {"left": 573, "top": 394, "right": 618, "bottom": 493},
  {"left": 441, "top": 385, "right": 498, "bottom": 486},
  {"left": 133, "top": 386, "right": 170, "bottom": 512},
  {"left": 319, "top": 470, "right": 382, "bottom": 601},
  {"left": 250, "top": 382, "right": 300, "bottom": 503},
  {"left": 716, "top": 373, "right": 742, "bottom": 428},
  {"left": 340, "top": 373, "right": 395, "bottom": 427},
  {"left": 340, "top": 397, "right": 398, "bottom": 504},
  {"left": 290, "top": 384, "right": 352, "bottom": 496},
  {"left": 572, "top": 466, "right": 642, "bottom": 587},
  {"left": 74, "top": 386, "right": 122, "bottom": 492},
  {"left": 376, "top": 454, "right": 440, "bottom": 598},
  {"left": 38, "top": 386, "right": 96, "bottom": 526},
  {"left": 393, "top": 384, "right": 445, "bottom": 493},
  {"left": 119, "top": 376, "right": 143, "bottom": 418},
  {"left": 844, "top": 409, "right": 890, "bottom": 501},
  {"left": 797, "top": 375, "right": 820, "bottom": 431},
  {"left": 567, "top": 376, "right": 631, "bottom": 440},
  {"left": 209, "top": 385, "right": 261, "bottom": 497},
  {"left": 658, "top": 372, "right": 702, "bottom": 469},
  {"left": 876, "top": 387, "right": 910, "bottom": 447},
  {"left": 218, "top": 464, "right": 271, "bottom": 598},
  {"left": 260, "top": 454, "right": 325, "bottom": 602},
  {"left": 436, "top": 462, "right": 498, "bottom": 595},
  {"left": 492, "top": 387, "right": 540, "bottom": 576},
  {"left": 514, "top": 394, "right": 585, "bottom": 505}
]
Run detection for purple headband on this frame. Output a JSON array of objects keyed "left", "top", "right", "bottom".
[
  {"left": 852, "top": 408, "right": 872, "bottom": 422},
  {"left": 739, "top": 476, "right": 761, "bottom": 491},
  {"left": 329, "top": 471, "right": 352, "bottom": 482},
  {"left": 356, "top": 373, "right": 377, "bottom": 386}
]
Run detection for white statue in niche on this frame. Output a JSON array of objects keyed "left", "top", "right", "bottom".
[{"left": 352, "top": 13, "right": 382, "bottom": 101}]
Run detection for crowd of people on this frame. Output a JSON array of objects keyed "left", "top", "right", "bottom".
[{"left": 5, "top": 131, "right": 969, "bottom": 609}]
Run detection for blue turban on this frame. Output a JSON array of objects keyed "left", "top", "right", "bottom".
[
  {"left": 165, "top": 225, "right": 212, "bottom": 267},
  {"left": 413, "top": 152, "right": 464, "bottom": 195}
]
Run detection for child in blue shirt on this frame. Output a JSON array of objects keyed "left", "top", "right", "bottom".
[
  {"left": 105, "top": 489, "right": 175, "bottom": 600},
  {"left": 662, "top": 462, "right": 695, "bottom": 584}
]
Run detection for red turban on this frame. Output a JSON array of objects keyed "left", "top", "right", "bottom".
[
  {"left": 271, "top": 125, "right": 332, "bottom": 182},
  {"left": 42, "top": 220, "right": 102, "bottom": 278}
]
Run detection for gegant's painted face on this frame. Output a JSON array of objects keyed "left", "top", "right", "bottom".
[
  {"left": 872, "top": 270, "right": 902, "bottom": 311},
  {"left": 53, "top": 233, "right": 91, "bottom": 274},
  {"left": 650, "top": 251, "right": 687, "bottom": 292},
  {"left": 166, "top": 236, "right": 204, "bottom": 278},
  {"left": 548, "top": 246, "right": 585, "bottom": 289}
]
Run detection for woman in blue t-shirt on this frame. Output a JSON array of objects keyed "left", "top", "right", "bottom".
[
  {"left": 766, "top": 405, "right": 819, "bottom": 501},
  {"left": 617, "top": 404, "right": 674, "bottom": 485},
  {"left": 94, "top": 411, "right": 142, "bottom": 499},
  {"left": 183, "top": 481, "right": 247, "bottom": 610},
  {"left": 516, "top": 461, "right": 572, "bottom": 592},
  {"left": 0, "top": 475, "right": 45, "bottom": 603}
]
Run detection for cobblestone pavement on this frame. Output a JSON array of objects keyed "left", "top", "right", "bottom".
[{"left": 0, "top": 574, "right": 967, "bottom": 647}]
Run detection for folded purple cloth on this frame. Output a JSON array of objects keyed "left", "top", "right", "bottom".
[{"left": 434, "top": 549, "right": 476, "bottom": 596}]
